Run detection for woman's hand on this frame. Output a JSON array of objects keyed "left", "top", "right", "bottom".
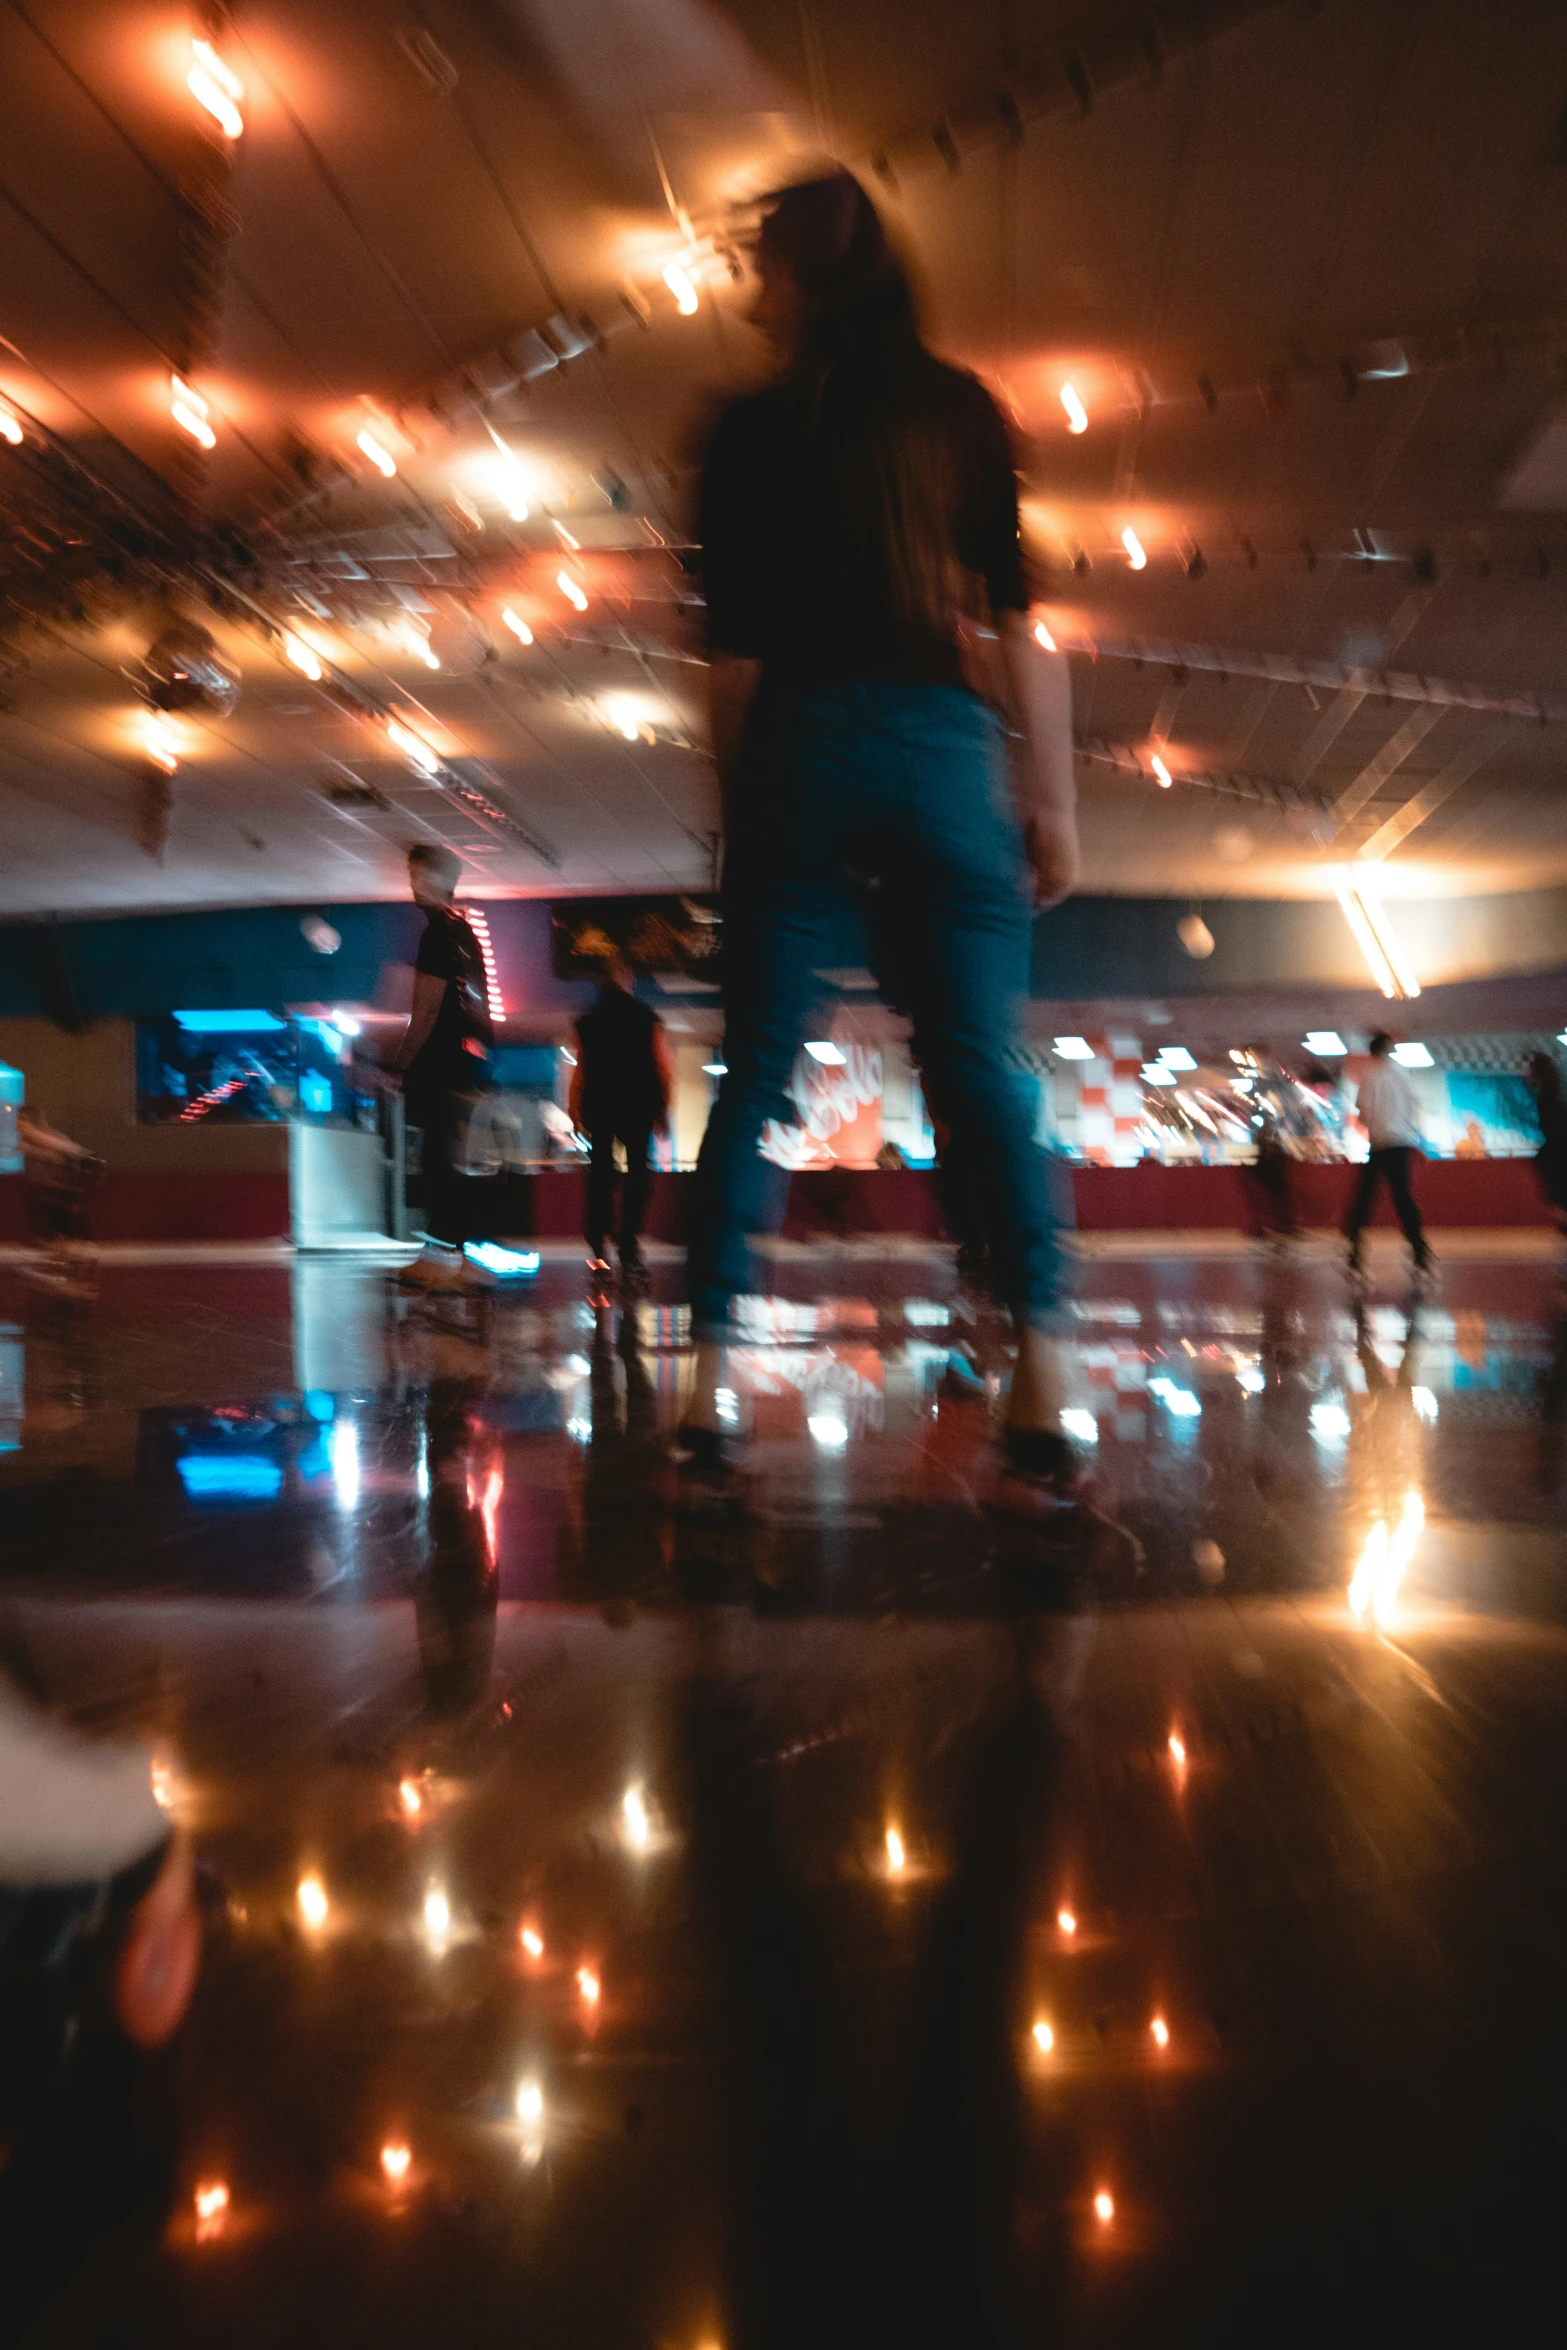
[{"left": 1021, "top": 808, "right": 1080, "bottom": 909}]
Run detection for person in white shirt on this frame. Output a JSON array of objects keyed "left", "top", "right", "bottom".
[{"left": 1344, "top": 1032, "right": 1432, "bottom": 1278}]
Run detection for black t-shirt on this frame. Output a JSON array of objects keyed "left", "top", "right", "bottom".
[
  {"left": 407, "top": 905, "right": 493, "bottom": 1094},
  {"left": 575, "top": 988, "right": 662, "bottom": 1128},
  {"left": 699, "top": 361, "right": 1028, "bottom": 687}
]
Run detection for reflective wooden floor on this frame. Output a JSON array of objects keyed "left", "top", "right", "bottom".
[{"left": 3, "top": 1239, "right": 1567, "bottom": 2345}]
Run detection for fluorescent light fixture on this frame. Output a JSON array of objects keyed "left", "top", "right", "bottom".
[
  {"left": 1391, "top": 1041, "right": 1434, "bottom": 1068},
  {"left": 464, "top": 1242, "right": 540, "bottom": 1277},
  {"left": 357, "top": 427, "right": 397, "bottom": 477},
  {"left": 1121, "top": 526, "right": 1147, "bottom": 569},
  {"left": 1142, "top": 1062, "right": 1177, "bottom": 1086},
  {"left": 385, "top": 718, "right": 440, "bottom": 778},
  {"left": 804, "top": 1041, "right": 847, "bottom": 1066},
  {"left": 662, "top": 261, "right": 699, "bottom": 315},
  {"left": 1334, "top": 868, "right": 1420, "bottom": 999},
  {"left": 173, "top": 1009, "right": 285, "bottom": 1032},
  {"left": 1060, "top": 382, "right": 1088, "bottom": 433},
  {"left": 1158, "top": 1046, "right": 1198, "bottom": 1072},
  {"left": 1053, "top": 1036, "right": 1094, "bottom": 1059},
  {"left": 1304, "top": 1030, "right": 1347, "bottom": 1055}
]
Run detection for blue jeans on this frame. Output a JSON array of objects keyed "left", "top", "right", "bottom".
[{"left": 688, "top": 684, "right": 1064, "bottom": 1337}]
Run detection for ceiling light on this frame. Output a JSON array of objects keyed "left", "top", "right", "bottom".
[
  {"left": 0, "top": 403, "right": 22, "bottom": 446},
  {"left": 605, "top": 697, "right": 640, "bottom": 742},
  {"left": 1158, "top": 1046, "right": 1198, "bottom": 1071},
  {"left": 1151, "top": 753, "right": 1172, "bottom": 787},
  {"left": 142, "top": 710, "right": 180, "bottom": 773},
  {"left": 1033, "top": 618, "right": 1056, "bottom": 650},
  {"left": 1334, "top": 869, "right": 1420, "bottom": 999},
  {"left": 1060, "top": 382, "right": 1088, "bottom": 433},
  {"left": 283, "top": 634, "right": 323, "bottom": 681},
  {"left": 1121, "top": 526, "right": 1147, "bottom": 569},
  {"left": 484, "top": 449, "right": 531, "bottom": 519},
  {"left": 663, "top": 261, "right": 699, "bottom": 315},
  {"left": 501, "top": 607, "right": 534, "bottom": 645},
  {"left": 552, "top": 519, "right": 579, "bottom": 550},
  {"left": 702, "top": 1061, "right": 727, "bottom": 1077},
  {"left": 170, "top": 374, "right": 215, "bottom": 448},
  {"left": 556, "top": 570, "right": 588, "bottom": 612},
  {"left": 188, "top": 38, "right": 244, "bottom": 138},
  {"left": 1053, "top": 1036, "right": 1094, "bottom": 1059},
  {"left": 385, "top": 718, "right": 440, "bottom": 778},
  {"left": 1142, "top": 1062, "right": 1177, "bottom": 1085},
  {"left": 804, "top": 1040, "right": 846, "bottom": 1065},
  {"left": 1391, "top": 1041, "right": 1434, "bottom": 1067},
  {"left": 1304, "top": 1030, "right": 1346, "bottom": 1055},
  {"left": 357, "top": 427, "right": 397, "bottom": 478}
]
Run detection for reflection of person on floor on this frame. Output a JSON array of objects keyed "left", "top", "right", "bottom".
[
  {"left": 1344, "top": 1033, "right": 1432, "bottom": 1279},
  {"left": 683, "top": 171, "right": 1080, "bottom": 1489},
  {"left": 17, "top": 1103, "right": 100, "bottom": 1294},
  {"left": 414, "top": 1384, "right": 498, "bottom": 1717},
  {"left": 393, "top": 845, "right": 494, "bottom": 1290},
  {"left": 569, "top": 959, "right": 672, "bottom": 1284}
]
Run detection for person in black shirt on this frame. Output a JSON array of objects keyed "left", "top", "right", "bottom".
[
  {"left": 680, "top": 171, "right": 1080, "bottom": 1490},
  {"left": 568, "top": 959, "right": 673, "bottom": 1286},
  {"left": 393, "top": 843, "right": 494, "bottom": 1285}
]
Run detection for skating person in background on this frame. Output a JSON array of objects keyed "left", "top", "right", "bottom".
[
  {"left": 1526, "top": 1051, "right": 1567, "bottom": 1230},
  {"left": 569, "top": 959, "right": 673, "bottom": 1291},
  {"left": 1242, "top": 1047, "right": 1303, "bottom": 1250},
  {"left": 393, "top": 844, "right": 494, "bottom": 1289},
  {"left": 17, "top": 1102, "right": 101, "bottom": 1296},
  {"left": 1344, "top": 1032, "right": 1433, "bottom": 1287}
]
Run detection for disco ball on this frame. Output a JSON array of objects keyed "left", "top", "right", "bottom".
[
  {"left": 141, "top": 623, "right": 240, "bottom": 716},
  {"left": 424, "top": 603, "right": 494, "bottom": 676}
]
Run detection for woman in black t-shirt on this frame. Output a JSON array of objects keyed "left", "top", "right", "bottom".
[
  {"left": 394, "top": 843, "right": 493, "bottom": 1281},
  {"left": 682, "top": 172, "right": 1081, "bottom": 1490}
]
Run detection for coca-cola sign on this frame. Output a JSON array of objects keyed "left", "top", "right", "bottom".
[{"left": 762, "top": 1041, "right": 884, "bottom": 1169}]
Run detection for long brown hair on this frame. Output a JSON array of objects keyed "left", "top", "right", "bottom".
[{"left": 756, "top": 172, "right": 966, "bottom": 641}]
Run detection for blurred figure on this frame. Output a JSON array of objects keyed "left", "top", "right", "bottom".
[
  {"left": 1526, "top": 1052, "right": 1567, "bottom": 1225},
  {"left": 1344, "top": 1033, "right": 1433, "bottom": 1285},
  {"left": 392, "top": 845, "right": 494, "bottom": 1290},
  {"left": 17, "top": 1103, "right": 101, "bottom": 1297},
  {"left": 1453, "top": 1117, "right": 1488, "bottom": 1160},
  {"left": 685, "top": 170, "right": 1080, "bottom": 1491},
  {"left": 569, "top": 958, "right": 673, "bottom": 1290},
  {"left": 1242, "top": 1046, "right": 1302, "bottom": 1248}
]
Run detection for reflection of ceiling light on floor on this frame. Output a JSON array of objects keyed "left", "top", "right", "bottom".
[
  {"left": 1060, "top": 1410, "right": 1098, "bottom": 1444},
  {"left": 808, "top": 1411, "right": 849, "bottom": 1448},
  {"left": 804, "top": 1040, "right": 846, "bottom": 1065},
  {"left": 1310, "top": 1401, "right": 1352, "bottom": 1442},
  {"left": 1054, "top": 1036, "right": 1094, "bottom": 1059}
]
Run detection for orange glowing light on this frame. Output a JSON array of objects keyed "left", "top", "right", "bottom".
[
  {"left": 1093, "top": 2188, "right": 1114, "bottom": 2225},
  {"left": 557, "top": 568, "right": 588, "bottom": 612},
  {"left": 1060, "top": 382, "right": 1088, "bottom": 434},
  {"left": 576, "top": 1966, "right": 601, "bottom": 2007},
  {"left": 520, "top": 1925, "right": 544, "bottom": 1961},
  {"left": 1151, "top": 754, "right": 1173, "bottom": 788},
  {"left": 1032, "top": 2018, "right": 1055, "bottom": 2054},
  {"left": 398, "top": 1777, "right": 423, "bottom": 1818},
  {"left": 1033, "top": 618, "right": 1056, "bottom": 651},
  {"left": 1150, "top": 2014, "right": 1170, "bottom": 2049},
  {"left": 1057, "top": 1907, "right": 1077, "bottom": 1938},
  {"left": 0, "top": 403, "right": 22, "bottom": 446},
  {"left": 193, "top": 2179, "right": 229, "bottom": 2238},
  {"left": 1167, "top": 1732, "right": 1186, "bottom": 1767},
  {"left": 501, "top": 606, "right": 534, "bottom": 646},
  {"left": 885, "top": 1826, "right": 907, "bottom": 1876},
  {"left": 187, "top": 39, "right": 244, "bottom": 138},
  {"left": 357, "top": 426, "right": 397, "bottom": 477},
  {"left": 297, "top": 1874, "right": 328, "bottom": 1933},
  {"left": 380, "top": 2141, "right": 412, "bottom": 2185},
  {"left": 1121, "top": 526, "right": 1147, "bottom": 570},
  {"left": 170, "top": 374, "right": 215, "bottom": 449}
]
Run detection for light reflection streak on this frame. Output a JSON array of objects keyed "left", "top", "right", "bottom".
[{"left": 1347, "top": 1491, "right": 1424, "bottom": 1627}]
